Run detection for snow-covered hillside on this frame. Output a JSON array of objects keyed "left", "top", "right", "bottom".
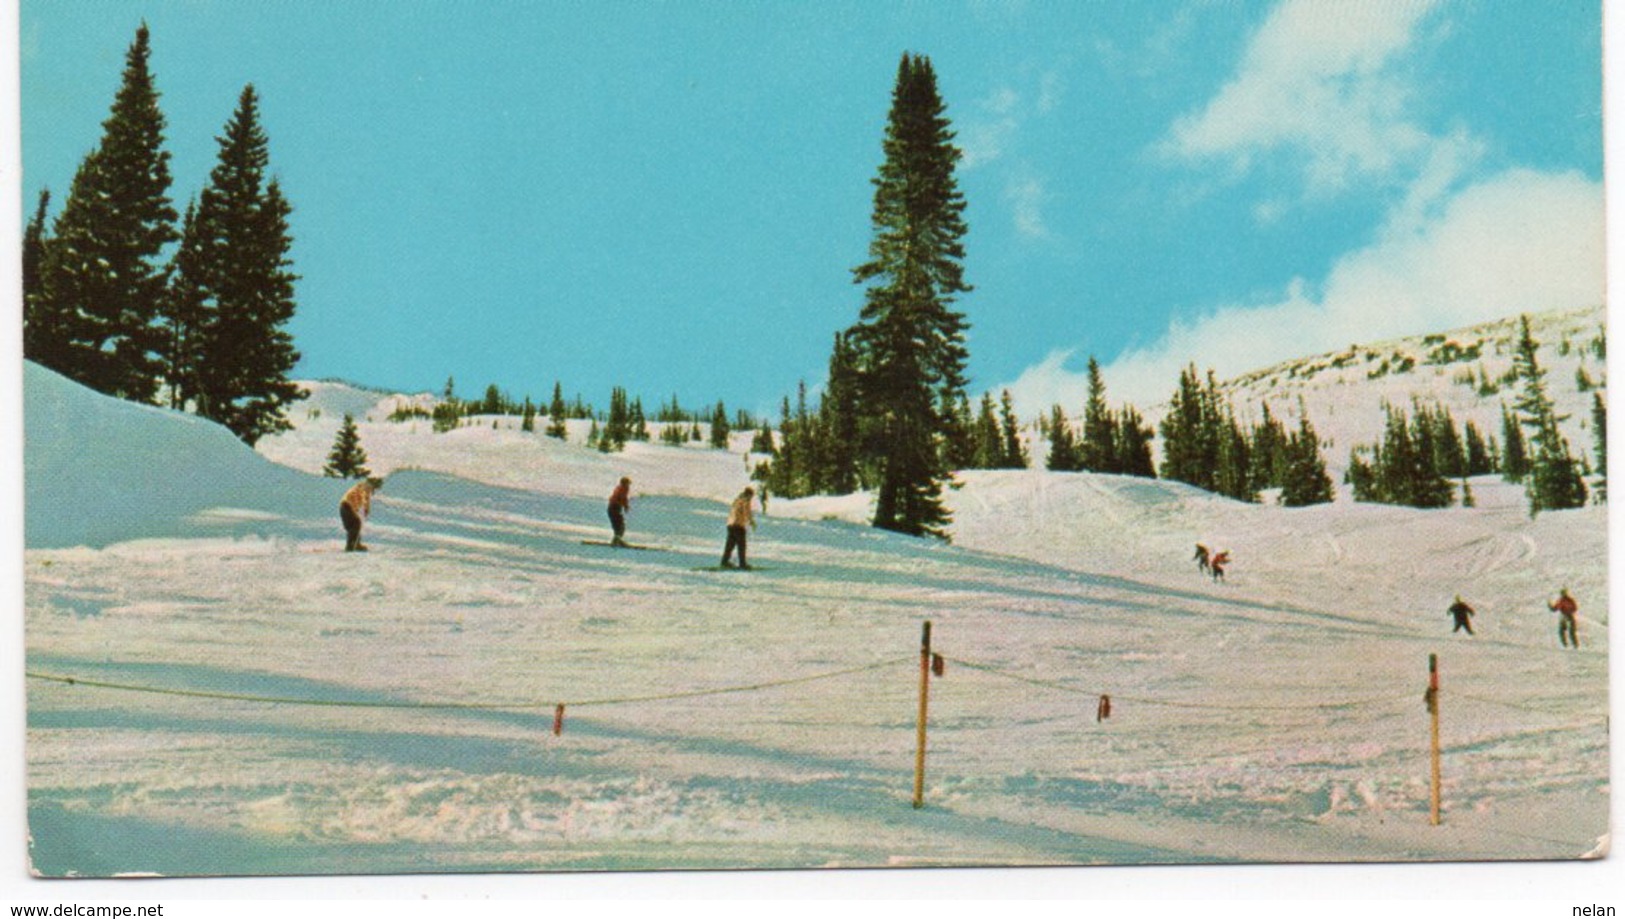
[
  {"left": 1197, "top": 305, "right": 1606, "bottom": 479},
  {"left": 23, "top": 326, "right": 1609, "bottom": 875}
]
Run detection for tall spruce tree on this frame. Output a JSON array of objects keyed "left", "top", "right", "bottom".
[
  {"left": 602, "top": 387, "right": 630, "bottom": 450},
  {"left": 1248, "top": 402, "right": 1289, "bottom": 491},
  {"left": 1079, "top": 357, "right": 1114, "bottom": 472},
  {"left": 1500, "top": 403, "right": 1531, "bottom": 482},
  {"left": 629, "top": 397, "right": 650, "bottom": 441},
  {"left": 35, "top": 24, "right": 177, "bottom": 401},
  {"left": 972, "top": 393, "right": 1002, "bottom": 469},
  {"left": 821, "top": 332, "right": 864, "bottom": 493},
  {"left": 159, "top": 200, "right": 210, "bottom": 409},
  {"left": 1511, "top": 316, "right": 1586, "bottom": 514},
  {"left": 846, "top": 53, "right": 972, "bottom": 538},
  {"left": 322, "top": 414, "right": 371, "bottom": 479},
  {"left": 21, "top": 189, "right": 51, "bottom": 360},
  {"left": 191, "top": 86, "right": 305, "bottom": 444},
  {"left": 998, "top": 390, "right": 1027, "bottom": 469},
  {"left": 1159, "top": 365, "right": 1217, "bottom": 491}
]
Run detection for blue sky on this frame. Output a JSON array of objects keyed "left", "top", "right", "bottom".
[{"left": 19, "top": 0, "right": 1603, "bottom": 413}]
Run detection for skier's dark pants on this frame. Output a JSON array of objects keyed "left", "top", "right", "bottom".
[
  {"left": 1560, "top": 614, "right": 1578, "bottom": 648},
  {"left": 1210, "top": 565, "right": 1224, "bottom": 582},
  {"left": 1452, "top": 615, "right": 1473, "bottom": 635},
  {"left": 340, "top": 504, "right": 364, "bottom": 551},
  {"left": 722, "top": 525, "right": 748, "bottom": 567},
  {"left": 608, "top": 505, "right": 626, "bottom": 542}
]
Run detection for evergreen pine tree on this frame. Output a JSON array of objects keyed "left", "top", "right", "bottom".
[
  {"left": 190, "top": 86, "right": 305, "bottom": 444},
  {"left": 710, "top": 400, "right": 731, "bottom": 449},
  {"left": 751, "top": 422, "right": 777, "bottom": 456},
  {"left": 1248, "top": 402, "right": 1289, "bottom": 491},
  {"left": 1464, "top": 420, "right": 1495, "bottom": 476},
  {"left": 1046, "top": 405, "right": 1081, "bottom": 471},
  {"left": 821, "top": 331, "right": 864, "bottom": 491},
  {"left": 21, "top": 189, "right": 51, "bottom": 361},
  {"left": 546, "top": 382, "right": 568, "bottom": 440},
  {"left": 1510, "top": 316, "right": 1586, "bottom": 514},
  {"left": 1079, "top": 357, "right": 1115, "bottom": 472},
  {"left": 1159, "top": 365, "right": 1214, "bottom": 491},
  {"left": 845, "top": 53, "right": 972, "bottom": 538},
  {"left": 322, "top": 414, "right": 371, "bottom": 479},
  {"left": 480, "top": 384, "right": 502, "bottom": 415},
  {"left": 1362, "top": 402, "right": 1452, "bottom": 508},
  {"left": 35, "top": 24, "right": 177, "bottom": 401},
  {"left": 629, "top": 397, "right": 650, "bottom": 442},
  {"left": 1346, "top": 448, "right": 1376, "bottom": 502},
  {"left": 998, "top": 390, "right": 1027, "bottom": 469},
  {"left": 1114, "top": 405, "right": 1156, "bottom": 478},
  {"left": 159, "top": 199, "right": 209, "bottom": 409},
  {"left": 521, "top": 397, "right": 536, "bottom": 432},
  {"left": 602, "top": 387, "right": 629, "bottom": 450},
  {"left": 587, "top": 418, "right": 601, "bottom": 448},
  {"left": 972, "top": 393, "right": 1002, "bottom": 469},
  {"left": 1279, "top": 410, "right": 1333, "bottom": 506},
  {"left": 1214, "top": 411, "right": 1255, "bottom": 502},
  {"left": 1500, "top": 403, "right": 1531, "bottom": 483},
  {"left": 1590, "top": 392, "right": 1607, "bottom": 503}
]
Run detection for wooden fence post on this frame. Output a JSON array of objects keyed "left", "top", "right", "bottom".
[{"left": 913, "top": 620, "right": 932, "bottom": 809}]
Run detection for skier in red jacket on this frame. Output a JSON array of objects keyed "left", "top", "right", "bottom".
[
  {"left": 1549, "top": 588, "right": 1579, "bottom": 649},
  {"left": 607, "top": 477, "right": 632, "bottom": 547}
]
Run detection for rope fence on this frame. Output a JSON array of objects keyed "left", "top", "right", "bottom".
[
  {"left": 26, "top": 657, "right": 908, "bottom": 713},
  {"left": 27, "top": 618, "right": 1607, "bottom": 829}
]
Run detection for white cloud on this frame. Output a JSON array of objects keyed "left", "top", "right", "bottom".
[
  {"left": 1000, "top": 169, "right": 1602, "bottom": 412},
  {"left": 1005, "top": 175, "right": 1050, "bottom": 239},
  {"left": 1166, "top": 0, "right": 1445, "bottom": 198},
  {"left": 1087, "top": 169, "right": 1601, "bottom": 407},
  {"left": 959, "top": 87, "right": 1023, "bottom": 169}
]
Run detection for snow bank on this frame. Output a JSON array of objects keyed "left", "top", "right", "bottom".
[{"left": 23, "top": 362, "right": 335, "bottom": 548}]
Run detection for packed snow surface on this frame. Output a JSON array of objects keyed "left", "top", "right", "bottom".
[{"left": 24, "top": 335, "right": 1608, "bottom": 875}]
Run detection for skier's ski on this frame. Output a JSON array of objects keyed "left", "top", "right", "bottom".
[
  {"left": 691, "top": 565, "right": 768, "bottom": 572},
  {"left": 581, "top": 540, "right": 667, "bottom": 551}
]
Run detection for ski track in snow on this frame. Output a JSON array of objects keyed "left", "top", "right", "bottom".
[{"left": 21, "top": 318, "right": 1611, "bottom": 875}]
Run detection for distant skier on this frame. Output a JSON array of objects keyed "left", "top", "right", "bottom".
[
  {"left": 340, "top": 476, "right": 384, "bottom": 552},
  {"left": 1549, "top": 588, "right": 1579, "bottom": 649},
  {"left": 1193, "top": 544, "right": 1211, "bottom": 575},
  {"left": 1447, "top": 595, "right": 1475, "bottom": 635},
  {"left": 607, "top": 476, "right": 633, "bottom": 547},
  {"left": 721, "top": 486, "right": 757, "bottom": 569},
  {"left": 1209, "top": 550, "right": 1229, "bottom": 582}
]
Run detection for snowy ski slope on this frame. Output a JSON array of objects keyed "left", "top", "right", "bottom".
[{"left": 23, "top": 308, "right": 1609, "bottom": 874}]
